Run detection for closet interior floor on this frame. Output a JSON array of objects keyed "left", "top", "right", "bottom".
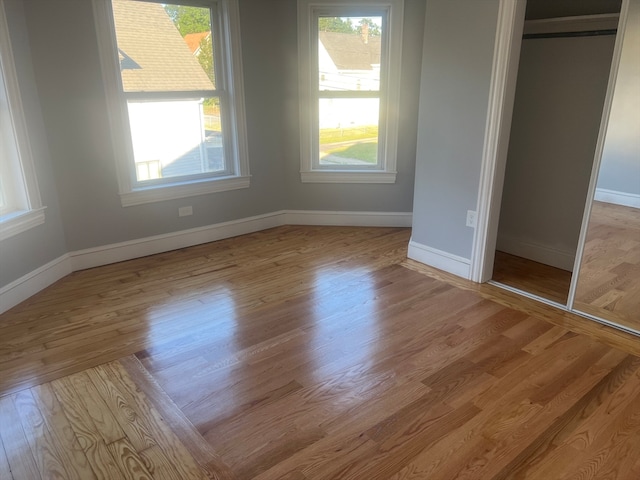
[{"left": 492, "top": 251, "right": 572, "bottom": 305}]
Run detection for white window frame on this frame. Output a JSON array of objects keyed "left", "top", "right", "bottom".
[
  {"left": 298, "top": 0, "right": 403, "bottom": 184},
  {"left": 0, "top": 0, "right": 45, "bottom": 241},
  {"left": 93, "top": 0, "right": 250, "bottom": 207}
]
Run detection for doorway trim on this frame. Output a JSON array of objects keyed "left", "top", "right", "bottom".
[{"left": 469, "top": 0, "right": 527, "bottom": 283}]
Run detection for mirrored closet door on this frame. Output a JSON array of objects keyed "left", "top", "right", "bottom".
[{"left": 569, "top": 0, "right": 640, "bottom": 334}]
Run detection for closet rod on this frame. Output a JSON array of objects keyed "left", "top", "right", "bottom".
[{"left": 523, "top": 29, "right": 617, "bottom": 39}]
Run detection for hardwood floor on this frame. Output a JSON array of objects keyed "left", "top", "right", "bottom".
[
  {"left": 1, "top": 226, "right": 640, "bottom": 479},
  {"left": 0, "top": 356, "right": 230, "bottom": 479},
  {"left": 492, "top": 251, "right": 572, "bottom": 305},
  {"left": 574, "top": 201, "right": 640, "bottom": 332}
]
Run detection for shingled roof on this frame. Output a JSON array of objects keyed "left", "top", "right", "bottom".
[
  {"left": 319, "top": 31, "right": 381, "bottom": 70},
  {"left": 112, "top": 0, "right": 214, "bottom": 92}
]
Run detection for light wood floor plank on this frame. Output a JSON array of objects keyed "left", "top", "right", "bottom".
[
  {"left": 107, "top": 438, "right": 154, "bottom": 480},
  {"left": 85, "top": 366, "right": 157, "bottom": 453},
  {"left": 30, "top": 382, "right": 96, "bottom": 479},
  {"left": 0, "top": 432, "right": 13, "bottom": 480},
  {"left": 137, "top": 445, "right": 183, "bottom": 480},
  {"left": 65, "top": 371, "right": 126, "bottom": 445},
  {"left": 0, "top": 395, "right": 41, "bottom": 480},
  {"left": 12, "top": 390, "right": 70, "bottom": 479},
  {"left": 49, "top": 376, "right": 125, "bottom": 480}
]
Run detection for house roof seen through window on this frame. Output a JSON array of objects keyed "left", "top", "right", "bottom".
[{"left": 111, "top": 0, "right": 214, "bottom": 92}]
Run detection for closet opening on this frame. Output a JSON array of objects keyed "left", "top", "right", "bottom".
[{"left": 490, "top": 0, "right": 622, "bottom": 305}]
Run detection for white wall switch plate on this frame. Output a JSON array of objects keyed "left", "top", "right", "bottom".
[
  {"left": 466, "top": 210, "right": 477, "bottom": 228},
  {"left": 178, "top": 206, "right": 193, "bottom": 217}
]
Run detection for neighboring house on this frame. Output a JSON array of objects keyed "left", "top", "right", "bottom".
[
  {"left": 318, "top": 30, "right": 381, "bottom": 129},
  {"left": 112, "top": 0, "right": 216, "bottom": 180},
  {"left": 184, "top": 31, "right": 211, "bottom": 55}
]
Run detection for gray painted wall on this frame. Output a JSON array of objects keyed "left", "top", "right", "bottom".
[
  {"left": 411, "top": 0, "right": 500, "bottom": 259},
  {"left": 0, "top": 0, "right": 67, "bottom": 287},
  {"left": 1, "top": 0, "right": 423, "bottom": 290},
  {"left": 597, "top": 0, "right": 640, "bottom": 196},
  {"left": 497, "top": 35, "right": 616, "bottom": 267}
]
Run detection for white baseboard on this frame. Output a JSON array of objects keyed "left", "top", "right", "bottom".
[
  {"left": 283, "top": 210, "right": 413, "bottom": 227},
  {"left": 594, "top": 188, "right": 640, "bottom": 208},
  {"left": 496, "top": 234, "right": 574, "bottom": 271},
  {"left": 0, "top": 255, "right": 72, "bottom": 313},
  {"left": 407, "top": 239, "right": 471, "bottom": 279},
  {"left": 69, "top": 211, "right": 286, "bottom": 271},
  {"left": 1, "top": 210, "right": 412, "bottom": 313}
]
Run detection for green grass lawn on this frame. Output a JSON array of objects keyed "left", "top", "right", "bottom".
[
  {"left": 327, "top": 142, "right": 378, "bottom": 164},
  {"left": 203, "top": 104, "right": 221, "bottom": 132},
  {"left": 204, "top": 117, "right": 222, "bottom": 132},
  {"left": 319, "top": 125, "right": 378, "bottom": 144}
]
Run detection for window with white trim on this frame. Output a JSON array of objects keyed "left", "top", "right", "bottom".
[
  {"left": 94, "top": 0, "right": 249, "bottom": 206},
  {"left": 0, "top": 0, "right": 45, "bottom": 241},
  {"left": 298, "top": 0, "right": 403, "bottom": 183}
]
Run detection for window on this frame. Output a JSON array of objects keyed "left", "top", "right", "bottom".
[
  {"left": 0, "top": 0, "right": 45, "bottom": 241},
  {"left": 94, "top": 0, "right": 249, "bottom": 206},
  {"left": 298, "top": 0, "right": 403, "bottom": 183}
]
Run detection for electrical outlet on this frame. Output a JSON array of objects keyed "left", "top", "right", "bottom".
[
  {"left": 466, "top": 210, "right": 477, "bottom": 228},
  {"left": 178, "top": 206, "right": 193, "bottom": 217}
]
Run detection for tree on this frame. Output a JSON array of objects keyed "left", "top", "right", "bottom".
[
  {"left": 358, "top": 18, "right": 381, "bottom": 36},
  {"left": 198, "top": 35, "right": 215, "bottom": 86},
  {"left": 163, "top": 6, "right": 214, "bottom": 88},
  {"left": 318, "top": 17, "right": 355, "bottom": 34},
  {"left": 195, "top": 35, "right": 218, "bottom": 111},
  {"left": 164, "top": 5, "right": 210, "bottom": 36}
]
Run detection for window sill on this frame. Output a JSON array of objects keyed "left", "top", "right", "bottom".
[
  {"left": 300, "top": 170, "right": 397, "bottom": 184},
  {"left": 120, "top": 175, "right": 251, "bottom": 207},
  {"left": 0, "top": 207, "right": 46, "bottom": 241}
]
